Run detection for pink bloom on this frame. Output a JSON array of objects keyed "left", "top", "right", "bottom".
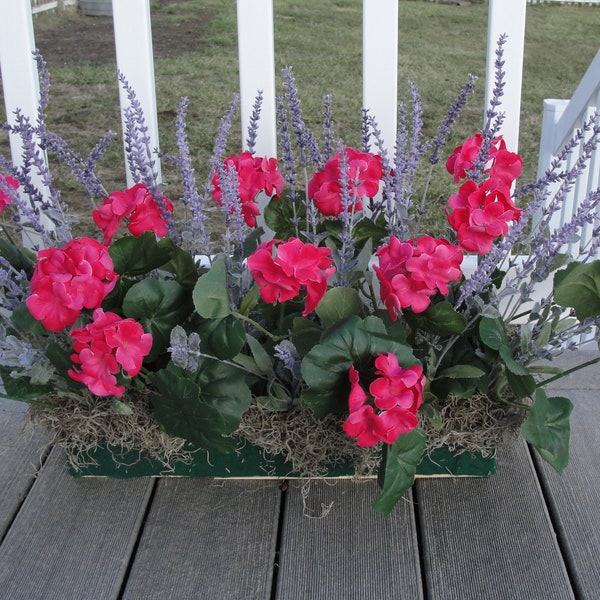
[
  {"left": 446, "top": 134, "right": 487, "bottom": 183},
  {"left": 374, "top": 235, "right": 463, "bottom": 319},
  {"left": 26, "top": 238, "right": 118, "bottom": 332},
  {"left": 307, "top": 147, "right": 383, "bottom": 216},
  {"left": 248, "top": 238, "right": 335, "bottom": 316},
  {"left": 93, "top": 183, "right": 173, "bottom": 245},
  {"left": 447, "top": 179, "right": 523, "bottom": 255},
  {"left": 211, "top": 152, "right": 284, "bottom": 227},
  {"left": 68, "top": 308, "right": 152, "bottom": 397},
  {"left": 343, "top": 356, "right": 424, "bottom": 447},
  {"left": 0, "top": 174, "right": 18, "bottom": 213}
]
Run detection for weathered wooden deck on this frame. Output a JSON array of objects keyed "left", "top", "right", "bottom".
[{"left": 1, "top": 350, "right": 599, "bottom": 600}]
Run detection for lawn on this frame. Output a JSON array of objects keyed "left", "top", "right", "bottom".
[{"left": 0, "top": 0, "right": 598, "bottom": 235}]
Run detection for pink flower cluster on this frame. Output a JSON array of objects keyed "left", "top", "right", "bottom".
[
  {"left": 211, "top": 152, "right": 285, "bottom": 227},
  {"left": 68, "top": 308, "right": 152, "bottom": 397},
  {"left": 0, "top": 174, "right": 18, "bottom": 213},
  {"left": 247, "top": 237, "right": 335, "bottom": 316},
  {"left": 446, "top": 134, "right": 523, "bottom": 255},
  {"left": 307, "top": 147, "right": 383, "bottom": 216},
  {"left": 374, "top": 235, "right": 463, "bottom": 318},
  {"left": 26, "top": 238, "right": 118, "bottom": 332},
  {"left": 93, "top": 183, "right": 174, "bottom": 245},
  {"left": 343, "top": 353, "right": 424, "bottom": 447}
]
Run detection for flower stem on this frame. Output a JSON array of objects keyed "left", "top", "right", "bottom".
[
  {"left": 537, "top": 355, "right": 600, "bottom": 387},
  {"left": 232, "top": 311, "right": 288, "bottom": 342}
]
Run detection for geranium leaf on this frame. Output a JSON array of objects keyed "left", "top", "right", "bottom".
[
  {"left": 315, "top": 286, "right": 363, "bottom": 328},
  {"left": 162, "top": 246, "right": 199, "bottom": 289},
  {"left": 554, "top": 260, "right": 600, "bottom": 320},
  {"left": 123, "top": 279, "right": 193, "bottom": 360},
  {"left": 521, "top": 389, "right": 572, "bottom": 472},
  {"left": 479, "top": 316, "right": 509, "bottom": 350},
  {"left": 197, "top": 316, "right": 246, "bottom": 360},
  {"left": 245, "top": 333, "right": 274, "bottom": 375},
  {"left": 438, "top": 364, "right": 487, "bottom": 379},
  {"left": 192, "top": 256, "right": 232, "bottom": 319},
  {"left": 410, "top": 301, "right": 467, "bottom": 335},
  {"left": 0, "top": 367, "right": 52, "bottom": 402},
  {"left": 373, "top": 427, "right": 426, "bottom": 515},
  {"left": 151, "top": 359, "right": 252, "bottom": 453},
  {"left": 109, "top": 231, "right": 175, "bottom": 276},
  {"left": 263, "top": 194, "right": 304, "bottom": 239},
  {"left": 301, "top": 316, "right": 418, "bottom": 418}
]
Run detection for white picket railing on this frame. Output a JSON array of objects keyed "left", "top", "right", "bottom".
[
  {"left": 537, "top": 49, "right": 600, "bottom": 258},
  {"left": 2, "top": 0, "right": 528, "bottom": 199}
]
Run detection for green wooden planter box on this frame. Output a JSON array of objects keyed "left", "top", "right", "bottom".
[{"left": 70, "top": 443, "right": 496, "bottom": 479}]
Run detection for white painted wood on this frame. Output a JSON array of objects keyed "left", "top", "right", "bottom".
[
  {"left": 112, "top": 0, "right": 161, "bottom": 186},
  {"left": 236, "top": 0, "right": 277, "bottom": 235},
  {"left": 0, "top": 0, "right": 54, "bottom": 244},
  {"left": 485, "top": 0, "right": 527, "bottom": 153},
  {"left": 236, "top": 0, "right": 277, "bottom": 157},
  {"left": 362, "top": 0, "right": 399, "bottom": 152}
]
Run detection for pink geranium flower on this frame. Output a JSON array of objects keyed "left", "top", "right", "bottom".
[
  {"left": 93, "top": 183, "right": 173, "bottom": 245},
  {"left": 0, "top": 174, "right": 18, "bottom": 213},
  {"left": 211, "top": 152, "right": 285, "bottom": 227},
  {"left": 342, "top": 355, "right": 425, "bottom": 447},
  {"left": 307, "top": 147, "right": 383, "bottom": 217},
  {"left": 26, "top": 238, "right": 118, "bottom": 332},
  {"left": 68, "top": 308, "right": 152, "bottom": 397},
  {"left": 248, "top": 237, "right": 335, "bottom": 316},
  {"left": 447, "top": 179, "right": 523, "bottom": 255},
  {"left": 374, "top": 235, "right": 463, "bottom": 319}
]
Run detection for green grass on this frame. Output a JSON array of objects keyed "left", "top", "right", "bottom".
[{"left": 0, "top": 0, "right": 598, "bottom": 235}]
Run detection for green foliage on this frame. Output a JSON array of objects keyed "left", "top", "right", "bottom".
[
  {"left": 373, "top": 427, "right": 427, "bottom": 516},
  {"left": 521, "top": 389, "right": 573, "bottom": 473},
  {"left": 192, "top": 257, "right": 232, "bottom": 319},
  {"left": 152, "top": 359, "right": 252, "bottom": 453},
  {"left": 554, "top": 260, "right": 600, "bottom": 320}
]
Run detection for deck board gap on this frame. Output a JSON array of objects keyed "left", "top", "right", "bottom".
[
  {"left": 116, "top": 478, "right": 159, "bottom": 600},
  {"left": 0, "top": 442, "right": 53, "bottom": 548},
  {"left": 411, "top": 484, "right": 428, "bottom": 600},
  {"left": 527, "top": 443, "right": 583, "bottom": 599},
  {"left": 270, "top": 481, "right": 288, "bottom": 600}
]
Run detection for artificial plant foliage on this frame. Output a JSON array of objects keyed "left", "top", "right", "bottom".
[{"left": 152, "top": 360, "right": 252, "bottom": 453}]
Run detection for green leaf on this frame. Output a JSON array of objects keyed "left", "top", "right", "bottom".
[
  {"left": 479, "top": 317, "right": 508, "bottom": 350},
  {"left": 162, "top": 246, "right": 199, "bottom": 289},
  {"left": 12, "top": 302, "right": 47, "bottom": 335},
  {"left": 151, "top": 359, "right": 252, "bottom": 453},
  {"left": 410, "top": 301, "right": 467, "bottom": 336},
  {"left": 521, "top": 389, "right": 572, "bottom": 472},
  {"left": 373, "top": 428, "right": 427, "bottom": 515},
  {"left": 291, "top": 317, "right": 323, "bottom": 356},
  {"left": 245, "top": 333, "right": 274, "bottom": 376},
  {"left": 554, "top": 260, "right": 600, "bottom": 320},
  {"left": 197, "top": 316, "right": 246, "bottom": 360},
  {"left": 0, "top": 237, "right": 34, "bottom": 276},
  {"left": 45, "top": 342, "right": 84, "bottom": 391},
  {"left": 109, "top": 231, "right": 175, "bottom": 276},
  {"left": 301, "top": 316, "right": 418, "bottom": 418},
  {"left": 438, "top": 364, "right": 487, "bottom": 379},
  {"left": 123, "top": 279, "right": 193, "bottom": 361},
  {"left": 315, "top": 286, "right": 363, "bottom": 328},
  {"left": 263, "top": 194, "right": 304, "bottom": 240},
  {"left": 0, "top": 367, "right": 52, "bottom": 402},
  {"left": 192, "top": 257, "right": 232, "bottom": 319},
  {"left": 239, "top": 284, "right": 260, "bottom": 316}
]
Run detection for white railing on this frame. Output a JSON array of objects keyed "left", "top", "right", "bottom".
[
  {"left": 537, "top": 49, "right": 600, "bottom": 258},
  {"left": 2, "top": 0, "right": 528, "bottom": 205},
  {"left": 31, "top": 0, "right": 77, "bottom": 15}
]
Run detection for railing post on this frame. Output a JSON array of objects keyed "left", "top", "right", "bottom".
[
  {"left": 236, "top": 0, "right": 277, "bottom": 157},
  {"left": 112, "top": 0, "right": 161, "bottom": 186},
  {"left": 486, "top": 0, "right": 527, "bottom": 152},
  {"left": 0, "top": 0, "right": 53, "bottom": 245},
  {"left": 362, "top": 0, "right": 399, "bottom": 151},
  {"left": 236, "top": 0, "right": 277, "bottom": 233}
]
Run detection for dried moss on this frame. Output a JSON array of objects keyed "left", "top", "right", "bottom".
[{"left": 25, "top": 390, "right": 526, "bottom": 475}]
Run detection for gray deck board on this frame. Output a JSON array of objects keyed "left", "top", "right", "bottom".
[
  {"left": 122, "top": 478, "right": 281, "bottom": 600},
  {"left": 0, "top": 399, "right": 49, "bottom": 540},
  {"left": 533, "top": 387, "right": 600, "bottom": 599},
  {"left": 0, "top": 447, "right": 154, "bottom": 600},
  {"left": 415, "top": 439, "right": 574, "bottom": 599},
  {"left": 275, "top": 480, "right": 423, "bottom": 600}
]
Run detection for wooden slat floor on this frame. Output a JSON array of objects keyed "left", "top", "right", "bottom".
[{"left": 1, "top": 350, "right": 599, "bottom": 600}]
